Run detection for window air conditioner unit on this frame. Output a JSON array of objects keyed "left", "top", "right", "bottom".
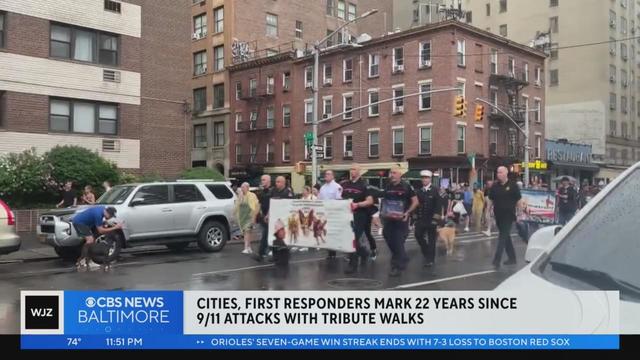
[
  {"left": 508, "top": 71, "right": 515, "bottom": 78},
  {"left": 394, "top": 64, "right": 405, "bottom": 72},
  {"left": 322, "top": 113, "right": 331, "bottom": 119},
  {"left": 421, "top": 60, "right": 432, "bottom": 68},
  {"left": 324, "top": 78, "right": 332, "bottom": 85},
  {"left": 201, "top": 65, "right": 207, "bottom": 73},
  {"left": 306, "top": 81, "right": 313, "bottom": 88},
  {"left": 535, "top": 80, "right": 541, "bottom": 87},
  {"left": 395, "top": 105, "right": 404, "bottom": 113},
  {"left": 344, "top": 150, "right": 353, "bottom": 157},
  {"left": 102, "top": 139, "right": 121, "bottom": 152},
  {"left": 103, "top": 69, "right": 121, "bottom": 83},
  {"left": 610, "top": 49, "right": 616, "bottom": 55},
  {"left": 623, "top": 80, "right": 628, "bottom": 87}
]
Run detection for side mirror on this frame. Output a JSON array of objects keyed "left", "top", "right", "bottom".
[
  {"left": 524, "top": 225, "right": 562, "bottom": 262},
  {"left": 130, "top": 198, "right": 145, "bottom": 207}
]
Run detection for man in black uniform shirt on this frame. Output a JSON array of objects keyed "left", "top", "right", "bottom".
[
  {"left": 414, "top": 170, "right": 443, "bottom": 268},
  {"left": 488, "top": 166, "right": 522, "bottom": 269},
  {"left": 557, "top": 176, "right": 578, "bottom": 225},
  {"left": 381, "top": 167, "right": 419, "bottom": 277},
  {"left": 340, "top": 164, "right": 374, "bottom": 274}
]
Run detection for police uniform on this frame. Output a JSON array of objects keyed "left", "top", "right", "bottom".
[
  {"left": 414, "top": 170, "right": 443, "bottom": 266},
  {"left": 340, "top": 177, "right": 372, "bottom": 271},
  {"left": 488, "top": 179, "right": 522, "bottom": 267},
  {"left": 381, "top": 180, "right": 416, "bottom": 272}
]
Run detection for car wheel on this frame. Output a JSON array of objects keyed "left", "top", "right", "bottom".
[
  {"left": 197, "top": 221, "right": 228, "bottom": 253},
  {"left": 166, "top": 242, "right": 190, "bottom": 252},
  {"left": 54, "top": 246, "right": 82, "bottom": 262},
  {"left": 90, "top": 232, "right": 123, "bottom": 265}
]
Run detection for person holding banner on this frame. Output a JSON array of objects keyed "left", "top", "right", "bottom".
[
  {"left": 319, "top": 170, "right": 343, "bottom": 260},
  {"left": 340, "top": 164, "right": 375, "bottom": 274},
  {"left": 253, "top": 175, "right": 273, "bottom": 262},
  {"left": 381, "top": 167, "right": 419, "bottom": 277},
  {"left": 414, "top": 170, "right": 443, "bottom": 268},
  {"left": 489, "top": 166, "right": 521, "bottom": 269}
]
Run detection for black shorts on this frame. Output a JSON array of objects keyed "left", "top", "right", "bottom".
[{"left": 73, "top": 223, "right": 93, "bottom": 238}]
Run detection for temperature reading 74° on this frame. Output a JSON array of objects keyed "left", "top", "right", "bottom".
[{"left": 67, "top": 338, "right": 82, "bottom": 347}]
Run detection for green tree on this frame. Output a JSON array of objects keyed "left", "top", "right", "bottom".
[
  {"left": 44, "top": 146, "right": 120, "bottom": 192},
  {"left": 0, "top": 148, "right": 52, "bottom": 207},
  {"left": 180, "top": 167, "right": 225, "bottom": 181}
]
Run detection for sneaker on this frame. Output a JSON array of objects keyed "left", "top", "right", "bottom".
[
  {"left": 389, "top": 268, "right": 402, "bottom": 277},
  {"left": 87, "top": 260, "right": 101, "bottom": 270},
  {"left": 370, "top": 248, "right": 378, "bottom": 261},
  {"left": 483, "top": 230, "right": 492, "bottom": 237},
  {"left": 298, "top": 247, "right": 309, "bottom": 252},
  {"left": 464, "top": 227, "right": 470, "bottom": 232},
  {"left": 241, "top": 248, "right": 253, "bottom": 254}
]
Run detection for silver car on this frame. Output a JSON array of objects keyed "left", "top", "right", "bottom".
[{"left": 38, "top": 181, "right": 237, "bottom": 262}]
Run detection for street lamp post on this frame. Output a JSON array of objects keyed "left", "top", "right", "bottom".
[
  {"left": 475, "top": 98, "right": 531, "bottom": 188},
  {"left": 311, "top": 9, "right": 378, "bottom": 185}
]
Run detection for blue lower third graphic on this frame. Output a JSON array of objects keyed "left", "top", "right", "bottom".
[
  {"left": 63, "top": 291, "right": 183, "bottom": 335},
  {"left": 21, "top": 335, "right": 619, "bottom": 350}
]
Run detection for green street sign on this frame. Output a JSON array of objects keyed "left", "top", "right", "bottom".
[{"left": 304, "top": 131, "right": 314, "bottom": 140}]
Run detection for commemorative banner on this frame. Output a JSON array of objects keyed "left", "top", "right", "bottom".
[
  {"left": 267, "top": 199, "right": 355, "bottom": 253},
  {"left": 520, "top": 190, "right": 557, "bottom": 225}
]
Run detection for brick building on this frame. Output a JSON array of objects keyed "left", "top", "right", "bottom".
[
  {"left": 0, "top": 0, "right": 191, "bottom": 177},
  {"left": 229, "top": 20, "right": 546, "bottom": 191},
  {"left": 188, "top": 0, "right": 391, "bottom": 176}
]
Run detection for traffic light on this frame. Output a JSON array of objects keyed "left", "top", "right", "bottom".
[
  {"left": 454, "top": 96, "right": 466, "bottom": 117},
  {"left": 474, "top": 104, "right": 485, "bottom": 122}
]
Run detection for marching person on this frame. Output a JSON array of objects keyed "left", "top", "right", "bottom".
[
  {"left": 557, "top": 177, "right": 578, "bottom": 225},
  {"left": 235, "top": 182, "right": 259, "bottom": 254},
  {"left": 253, "top": 175, "right": 273, "bottom": 262},
  {"left": 380, "top": 167, "right": 418, "bottom": 277},
  {"left": 471, "top": 185, "right": 485, "bottom": 233},
  {"left": 414, "top": 170, "right": 443, "bottom": 268},
  {"left": 269, "top": 176, "right": 294, "bottom": 263},
  {"left": 340, "top": 164, "right": 374, "bottom": 274},
  {"left": 489, "top": 166, "right": 522, "bottom": 269},
  {"left": 319, "top": 170, "right": 343, "bottom": 259},
  {"left": 483, "top": 180, "right": 494, "bottom": 237}
]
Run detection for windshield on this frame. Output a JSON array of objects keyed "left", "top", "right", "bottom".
[
  {"left": 97, "top": 185, "right": 136, "bottom": 205},
  {"left": 543, "top": 168, "right": 639, "bottom": 300}
]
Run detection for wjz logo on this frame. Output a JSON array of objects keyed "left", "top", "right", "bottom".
[{"left": 24, "top": 295, "right": 59, "bottom": 330}]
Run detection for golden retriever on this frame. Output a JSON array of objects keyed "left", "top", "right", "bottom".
[{"left": 437, "top": 225, "right": 456, "bottom": 256}]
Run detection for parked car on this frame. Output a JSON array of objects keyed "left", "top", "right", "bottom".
[
  {"left": 38, "top": 181, "right": 238, "bottom": 262},
  {"left": 496, "top": 162, "right": 640, "bottom": 334},
  {"left": 0, "top": 199, "right": 21, "bottom": 255}
]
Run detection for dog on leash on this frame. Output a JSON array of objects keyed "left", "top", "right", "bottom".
[{"left": 437, "top": 220, "right": 457, "bottom": 256}]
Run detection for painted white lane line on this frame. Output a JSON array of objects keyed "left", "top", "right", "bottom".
[
  {"left": 392, "top": 270, "right": 497, "bottom": 289},
  {"left": 192, "top": 257, "right": 323, "bottom": 277}
]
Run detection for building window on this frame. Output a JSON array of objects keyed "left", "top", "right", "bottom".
[
  {"left": 326, "top": 0, "right": 334, "bottom": 16},
  {"left": 610, "top": 92, "right": 617, "bottom": 111},
  {"left": 323, "top": 97, "right": 333, "bottom": 118},
  {"left": 214, "top": 46, "right": 224, "bottom": 71},
  {"left": 393, "top": 128, "right": 404, "bottom": 156},
  {"left": 621, "top": 43, "right": 628, "bottom": 60},
  {"left": 486, "top": 3, "right": 491, "bottom": 16},
  {"left": 621, "top": 69, "right": 628, "bottom": 87},
  {"left": 193, "top": 87, "right": 206, "bottom": 113},
  {"left": 490, "top": 48, "right": 498, "bottom": 74},
  {"left": 343, "top": 58, "right": 353, "bottom": 82},
  {"left": 622, "top": 96, "right": 628, "bottom": 114},
  {"left": 324, "top": 136, "right": 333, "bottom": 159},
  {"left": 249, "top": 79, "right": 257, "bottom": 97},
  {"left": 343, "top": 94, "right": 353, "bottom": 119},
  {"left": 304, "top": 99, "right": 313, "bottom": 123},
  {"left": 249, "top": 144, "right": 257, "bottom": 163},
  {"left": 550, "top": 16, "right": 559, "bottom": 33},
  {"left": 490, "top": 89, "right": 498, "bottom": 113},
  {"left": 621, "top": 16, "right": 628, "bottom": 34},
  {"left": 610, "top": 120, "right": 617, "bottom": 136},
  {"left": 266, "top": 143, "right": 274, "bottom": 163},
  {"left": 523, "top": 63, "right": 529, "bottom": 82},
  {"left": 0, "top": 91, "right": 5, "bottom": 127},
  {"left": 193, "top": 50, "right": 207, "bottom": 76},
  {"left": 508, "top": 56, "right": 515, "bottom": 75},
  {"left": 249, "top": 110, "right": 257, "bottom": 130},
  {"left": 610, "top": 36, "right": 616, "bottom": 55},
  {"left": 49, "top": 98, "right": 118, "bottom": 135},
  {"left": 266, "top": 106, "right": 275, "bottom": 128},
  {"left": 194, "top": 13, "right": 207, "bottom": 38},
  {"left": 393, "top": 47, "right": 404, "bottom": 71},
  {"left": 535, "top": 67, "right": 542, "bottom": 85},
  {"left": 533, "top": 135, "right": 541, "bottom": 158},
  {"left": 490, "top": 129, "right": 498, "bottom": 155},
  {"left": 499, "top": 0, "right": 507, "bottom": 13},
  {"left": 466, "top": 11, "right": 473, "bottom": 23},
  {"left": 235, "top": 144, "right": 242, "bottom": 163},
  {"left": 507, "top": 129, "right": 516, "bottom": 156},
  {"left": 419, "top": 41, "right": 431, "bottom": 68},
  {"left": 499, "top": 24, "right": 507, "bottom": 37},
  {"left": 323, "top": 64, "right": 332, "bottom": 84},
  {"left": 283, "top": 72, "right": 291, "bottom": 91},
  {"left": 610, "top": 10, "right": 616, "bottom": 29},
  {"left": 210, "top": 84, "right": 223, "bottom": 110},
  {"left": 610, "top": 65, "right": 617, "bottom": 84},
  {"left": 622, "top": 122, "right": 629, "bottom": 138},
  {"left": 550, "top": 0, "right": 558, "bottom": 6},
  {"left": 534, "top": 99, "right": 541, "bottom": 123},
  {"left": 266, "top": 75, "right": 275, "bottom": 94},
  {"left": 326, "top": 29, "right": 334, "bottom": 47},
  {"left": 369, "top": 54, "right": 380, "bottom": 77},
  {"left": 393, "top": 86, "right": 404, "bottom": 113},
  {"left": 212, "top": 122, "right": 225, "bottom": 147},
  {"left": 193, "top": 124, "right": 207, "bottom": 148},
  {"left": 213, "top": 6, "right": 223, "bottom": 33},
  {"left": 550, "top": 44, "right": 559, "bottom": 60},
  {"left": 369, "top": 131, "right": 379, "bottom": 157},
  {"left": 550, "top": 69, "right": 559, "bottom": 86},
  {"left": 348, "top": 3, "right": 356, "bottom": 20},
  {"left": 368, "top": 90, "right": 379, "bottom": 116},
  {"left": 337, "top": 0, "right": 346, "bottom": 19},
  {"left": 419, "top": 127, "right": 432, "bottom": 155},
  {"left": 419, "top": 83, "right": 432, "bottom": 110},
  {"left": 475, "top": 43, "right": 484, "bottom": 72},
  {"left": 457, "top": 39, "right": 466, "bottom": 67},
  {"left": 0, "top": 12, "right": 4, "bottom": 48},
  {"left": 457, "top": 126, "right": 466, "bottom": 154},
  {"left": 282, "top": 105, "right": 291, "bottom": 127},
  {"left": 522, "top": 96, "right": 529, "bottom": 123},
  {"left": 235, "top": 113, "right": 242, "bottom": 132},
  {"left": 50, "top": 24, "right": 119, "bottom": 66},
  {"left": 235, "top": 82, "right": 242, "bottom": 100},
  {"left": 343, "top": 134, "right": 353, "bottom": 157},
  {"left": 266, "top": 13, "right": 278, "bottom": 37},
  {"left": 305, "top": 66, "right": 313, "bottom": 88},
  {"left": 295, "top": 20, "right": 303, "bottom": 39},
  {"left": 104, "top": 0, "right": 121, "bottom": 13}
]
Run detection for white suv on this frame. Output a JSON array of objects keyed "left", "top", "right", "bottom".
[{"left": 38, "top": 181, "right": 237, "bottom": 262}]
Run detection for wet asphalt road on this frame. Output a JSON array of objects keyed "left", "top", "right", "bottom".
[{"left": 0, "top": 229, "right": 527, "bottom": 333}]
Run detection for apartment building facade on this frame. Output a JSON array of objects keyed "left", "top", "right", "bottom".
[
  {"left": 0, "top": 0, "right": 191, "bottom": 177},
  {"left": 460, "top": 0, "right": 640, "bottom": 181},
  {"left": 188, "top": 0, "right": 391, "bottom": 177},
  {"left": 228, "top": 21, "right": 546, "bottom": 191}
]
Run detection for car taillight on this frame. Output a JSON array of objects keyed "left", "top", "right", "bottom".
[{"left": 0, "top": 200, "right": 15, "bottom": 226}]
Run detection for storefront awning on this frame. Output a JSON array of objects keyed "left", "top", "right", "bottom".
[{"left": 549, "top": 161, "right": 600, "bottom": 171}]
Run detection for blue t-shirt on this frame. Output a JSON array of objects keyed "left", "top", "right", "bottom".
[
  {"left": 72, "top": 206, "right": 105, "bottom": 228},
  {"left": 463, "top": 190, "right": 473, "bottom": 205}
]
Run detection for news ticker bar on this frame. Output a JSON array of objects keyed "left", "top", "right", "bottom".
[{"left": 21, "top": 335, "right": 619, "bottom": 350}]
